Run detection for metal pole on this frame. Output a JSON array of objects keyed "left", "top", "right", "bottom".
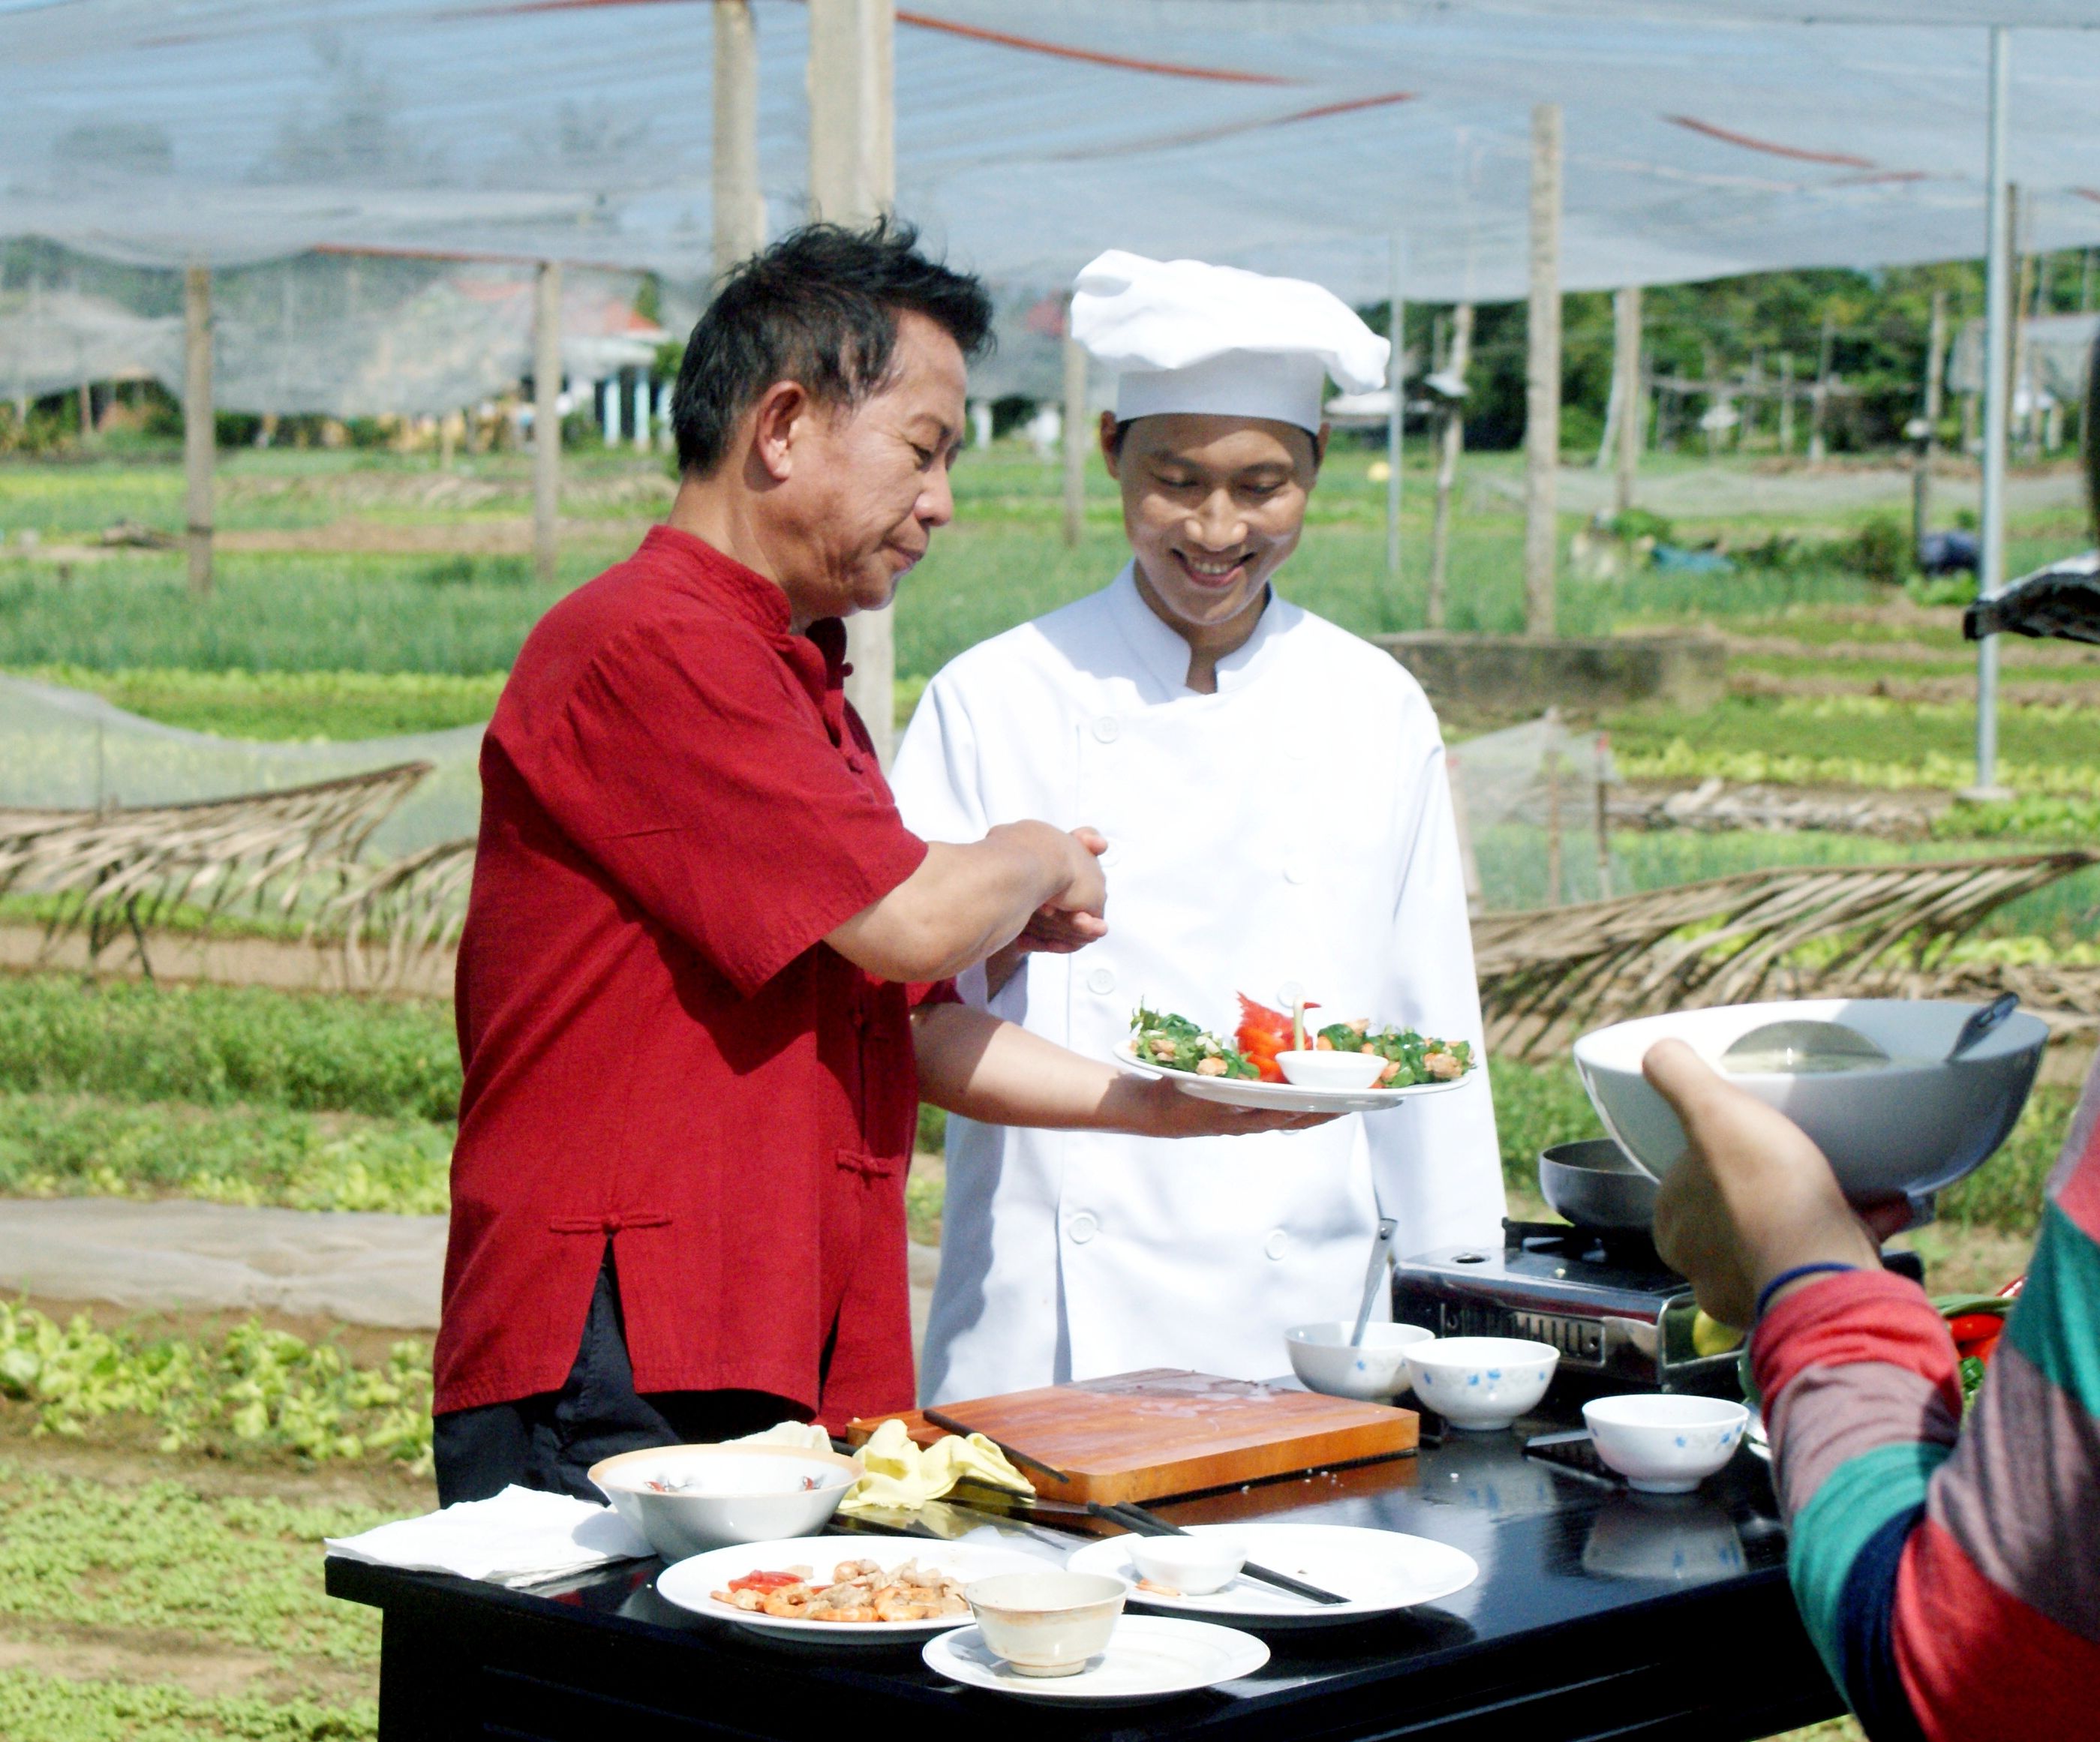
[
  {"left": 1972, "top": 26, "right": 2014, "bottom": 800},
  {"left": 1386, "top": 234, "right": 1405, "bottom": 602},
  {"left": 713, "top": 0, "right": 764, "bottom": 275},
  {"left": 1523, "top": 102, "right": 1564, "bottom": 638},
  {"left": 533, "top": 260, "right": 562, "bottom": 586},
  {"left": 182, "top": 263, "right": 214, "bottom": 599},
  {"left": 1062, "top": 330, "right": 1088, "bottom": 548},
  {"left": 1427, "top": 302, "right": 1472, "bottom": 632}
]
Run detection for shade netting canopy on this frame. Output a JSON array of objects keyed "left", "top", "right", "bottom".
[{"left": 0, "top": 0, "right": 2095, "bottom": 314}]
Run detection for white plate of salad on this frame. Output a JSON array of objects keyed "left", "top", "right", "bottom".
[{"left": 1115, "top": 996, "right": 1477, "bottom": 1113}]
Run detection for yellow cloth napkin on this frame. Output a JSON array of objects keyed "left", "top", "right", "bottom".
[{"left": 837, "top": 1418, "right": 1034, "bottom": 1516}]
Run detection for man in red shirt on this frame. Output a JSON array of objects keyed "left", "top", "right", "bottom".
[{"left": 435, "top": 222, "right": 1310, "bottom": 1503}]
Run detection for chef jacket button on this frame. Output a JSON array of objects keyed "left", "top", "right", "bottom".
[
  {"left": 1068, "top": 1211, "right": 1100, "bottom": 1244},
  {"left": 1085, "top": 966, "right": 1117, "bottom": 996},
  {"left": 1092, "top": 716, "right": 1121, "bottom": 744},
  {"left": 1263, "top": 1230, "right": 1290, "bottom": 1261},
  {"left": 1283, "top": 857, "right": 1313, "bottom": 885}
]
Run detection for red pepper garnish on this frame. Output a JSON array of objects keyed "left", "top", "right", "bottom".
[
  {"left": 1998, "top": 1273, "right": 2026, "bottom": 1298},
  {"left": 1236, "top": 995, "right": 1297, "bottom": 1083},
  {"left": 1945, "top": 1312, "right": 2006, "bottom": 1345},
  {"left": 728, "top": 1570, "right": 807, "bottom": 1593},
  {"left": 1959, "top": 1331, "right": 2002, "bottom": 1365}
]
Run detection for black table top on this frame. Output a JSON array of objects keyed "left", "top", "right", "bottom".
[{"left": 329, "top": 1411, "right": 1842, "bottom": 1742}]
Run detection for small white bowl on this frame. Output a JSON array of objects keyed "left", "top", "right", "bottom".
[
  {"left": 1285, "top": 1320, "right": 1435, "bottom": 1401},
  {"left": 1276, "top": 1050, "right": 1387, "bottom": 1090},
  {"left": 1124, "top": 1534, "right": 1248, "bottom": 1596},
  {"left": 1582, "top": 1394, "right": 1751, "bottom": 1494},
  {"left": 1403, "top": 1337, "right": 1559, "bottom": 1431},
  {"left": 964, "top": 1570, "right": 1128, "bottom": 1677},
  {"left": 588, "top": 1443, "right": 860, "bottom": 1561}
]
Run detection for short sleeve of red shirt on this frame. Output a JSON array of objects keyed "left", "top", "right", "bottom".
[{"left": 529, "top": 618, "right": 927, "bottom": 997}]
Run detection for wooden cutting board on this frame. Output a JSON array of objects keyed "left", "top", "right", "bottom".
[{"left": 844, "top": 1369, "right": 1417, "bottom": 1506}]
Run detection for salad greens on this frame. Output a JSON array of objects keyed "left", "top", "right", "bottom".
[
  {"left": 1316, "top": 1021, "right": 1476, "bottom": 1087},
  {"left": 1128, "top": 1005, "right": 1259, "bottom": 1079}
]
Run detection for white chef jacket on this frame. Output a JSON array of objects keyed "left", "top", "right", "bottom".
[{"left": 890, "top": 565, "right": 1506, "bottom": 1404}]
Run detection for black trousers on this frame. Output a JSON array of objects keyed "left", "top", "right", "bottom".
[{"left": 432, "top": 1246, "right": 801, "bottom": 1506}]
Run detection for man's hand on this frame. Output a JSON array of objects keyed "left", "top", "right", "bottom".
[
  {"left": 986, "top": 829, "right": 1110, "bottom": 996},
  {"left": 1104, "top": 1073, "right": 1338, "bottom": 1140},
  {"left": 1643, "top": 1038, "right": 1883, "bottom": 1329}
]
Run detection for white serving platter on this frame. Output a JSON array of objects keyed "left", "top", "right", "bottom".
[
  {"left": 654, "top": 1535, "right": 1045, "bottom": 1644},
  {"left": 1065, "top": 1524, "right": 1478, "bottom": 1629},
  {"left": 1113, "top": 1042, "right": 1472, "bottom": 1113},
  {"left": 922, "top": 1614, "right": 1269, "bottom": 1704}
]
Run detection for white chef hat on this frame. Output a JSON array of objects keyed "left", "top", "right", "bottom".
[{"left": 1069, "top": 249, "right": 1389, "bottom": 434}]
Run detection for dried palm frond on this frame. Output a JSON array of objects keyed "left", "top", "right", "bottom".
[
  {"left": 1477, "top": 849, "right": 2100, "bottom": 1062},
  {"left": 317, "top": 836, "right": 476, "bottom": 991},
  {"left": 0, "top": 764, "right": 430, "bottom": 978}
]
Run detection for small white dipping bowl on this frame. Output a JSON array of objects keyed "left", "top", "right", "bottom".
[
  {"left": 589, "top": 1443, "right": 860, "bottom": 1561},
  {"left": 1404, "top": 1337, "right": 1559, "bottom": 1431},
  {"left": 1276, "top": 1050, "right": 1388, "bottom": 1090},
  {"left": 1124, "top": 1534, "right": 1248, "bottom": 1596},
  {"left": 1572, "top": 999, "right": 2047, "bottom": 1206},
  {"left": 1285, "top": 1320, "right": 1435, "bottom": 1401},
  {"left": 1582, "top": 1394, "right": 1750, "bottom": 1494},
  {"left": 964, "top": 1570, "right": 1128, "bottom": 1677}
]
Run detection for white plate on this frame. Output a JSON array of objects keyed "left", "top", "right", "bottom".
[
  {"left": 1065, "top": 1524, "right": 1477, "bottom": 1629},
  {"left": 923, "top": 1615, "right": 1269, "bottom": 1704},
  {"left": 654, "top": 1535, "right": 1046, "bottom": 1643},
  {"left": 1113, "top": 1042, "right": 1472, "bottom": 1113}
]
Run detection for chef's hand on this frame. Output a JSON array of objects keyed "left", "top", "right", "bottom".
[
  {"left": 987, "top": 829, "right": 1110, "bottom": 996},
  {"left": 1642, "top": 1038, "right": 1882, "bottom": 1330}
]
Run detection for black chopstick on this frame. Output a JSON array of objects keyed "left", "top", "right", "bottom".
[
  {"left": 1088, "top": 1500, "right": 1350, "bottom": 1606},
  {"left": 921, "top": 1407, "right": 1073, "bottom": 1487}
]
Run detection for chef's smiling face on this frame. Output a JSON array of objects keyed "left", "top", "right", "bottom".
[
  {"left": 767, "top": 311, "right": 969, "bottom": 626},
  {"left": 1104, "top": 413, "right": 1323, "bottom": 646}
]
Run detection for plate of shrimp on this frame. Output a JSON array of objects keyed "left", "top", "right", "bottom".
[{"left": 654, "top": 1536, "right": 1054, "bottom": 1642}]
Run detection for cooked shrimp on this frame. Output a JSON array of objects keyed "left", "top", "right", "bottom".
[
  {"left": 713, "top": 1587, "right": 769, "bottom": 1611},
  {"left": 831, "top": 1559, "right": 881, "bottom": 1582},
  {"left": 759, "top": 1584, "right": 816, "bottom": 1617}
]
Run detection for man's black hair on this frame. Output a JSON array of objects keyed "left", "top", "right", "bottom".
[{"left": 671, "top": 218, "right": 993, "bottom": 476}]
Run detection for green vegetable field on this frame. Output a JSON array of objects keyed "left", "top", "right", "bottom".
[{"left": 4, "top": 437, "right": 2092, "bottom": 1740}]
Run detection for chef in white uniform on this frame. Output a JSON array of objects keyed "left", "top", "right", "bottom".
[{"left": 890, "top": 251, "right": 1506, "bottom": 1404}]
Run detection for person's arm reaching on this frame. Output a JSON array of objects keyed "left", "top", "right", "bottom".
[
  {"left": 911, "top": 1002, "right": 1329, "bottom": 1139},
  {"left": 826, "top": 824, "right": 1107, "bottom": 984},
  {"left": 1644, "top": 1041, "right": 2100, "bottom": 1742}
]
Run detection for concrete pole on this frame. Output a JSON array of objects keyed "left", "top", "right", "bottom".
[
  {"left": 1613, "top": 284, "right": 1642, "bottom": 518},
  {"left": 1385, "top": 234, "right": 1406, "bottom": 602},
  {"left": 632, "top": 374, "right": 652, "bottom": 450},
  {"left": 182, "top": 263, "right": 214, "bottom": 599},
  {"left": 1427, "top": 302, "right": 1472, "bottom": 631},
  {"left": 1779, "top": 353, "right": 1795, "bottom": 453},
  {"left": 1062, "top": 332, "right": 1088, "bottom": 548},
  {"left": 1972, "top": 26, "right": 2014, "bottom": 800},
  {"left": 1913, "top": 288, "right": 1948, "bottom": 557},
  {"left": 713, "top": 0, "right": 765, "bottom": 275},
  {"left": 808, "top": 0, "right": 897, "bottom": 759},
  {"left": 1810, "top": 308, "right": 1834, "bottom": 464},
  {"left": 533, "top": 260, "right": 562, "bottom": 587},
  {"left": 1523, "top": 102, "right": 1563, "bottom": 638}
]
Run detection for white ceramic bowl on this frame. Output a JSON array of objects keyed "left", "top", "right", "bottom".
[
  {"left": 1276, "top": 1050, "right": 1387, "bottom": 1090},
  {"left": 1582, "top": 1394, "right": 1751, "bottom": 1494},
  {"left": 1285, "top": 1320, "right": 1435, "bottom": 1401},
  {"left": 1123, "top": 1534, "right": 1248, "bottom": 1596},
  {"left": 1403, "top": 1337, "right": 1559, "bottom": 1431},
  {"left": 1573, "top": 999, "right": 2048, "bottom": 1205},
  {"left": 589, "top": 1443, "right": 860, "bottom": 1561},
  {"left": 964, "top": 1570, "right": 1128, "bottom": 1677}
]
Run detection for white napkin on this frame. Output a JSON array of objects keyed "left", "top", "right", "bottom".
[
  {"left": 325, "top": 1485, "right": 652, "bottom": 1587},
  {"left": 726, "top": 1420, "right": 835, "bottom": 1452}
]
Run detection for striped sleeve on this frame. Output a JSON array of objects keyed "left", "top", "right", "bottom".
[{"left": 1752, "top": 1104, "right": 2100, "bottom": 1742}]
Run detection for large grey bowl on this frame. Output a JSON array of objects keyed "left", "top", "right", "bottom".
[{"left": 1571, "top": 999, "right": 2049, "bottom": 1207}]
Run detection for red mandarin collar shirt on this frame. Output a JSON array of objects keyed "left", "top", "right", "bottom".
[{"left": 436, "top": 525, "right": 942, "bottom": 1427}]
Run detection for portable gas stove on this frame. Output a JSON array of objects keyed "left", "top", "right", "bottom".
[{"left": 1392, "top": 1218, "right": 1921, "bottom": 1395}]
